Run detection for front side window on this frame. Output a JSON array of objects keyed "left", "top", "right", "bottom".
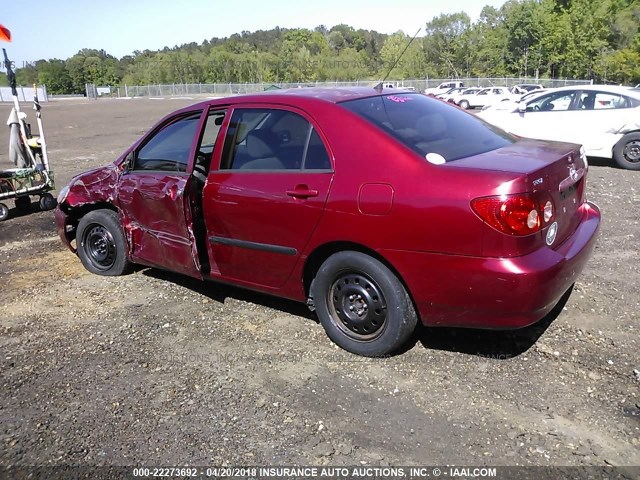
[
  {"left": 526, "top": 91, "right": 576, "bottom": 112},
  {"left": 135, "top": 112, "right": 202, "bottom": 171},
  {"left": 340, "top": 93, "right": 515, "bottom": 162},
  {"left": 220, "top": 108, "right": 331, "bottom": 171}
]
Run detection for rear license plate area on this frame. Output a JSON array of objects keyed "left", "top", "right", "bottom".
[{"left": 560, "top": 182, "right": 578, "bottom": 201}]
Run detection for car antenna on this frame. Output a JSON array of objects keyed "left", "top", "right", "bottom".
[{"left": 374, "top": 28, "right": 421, "bottom": 91}]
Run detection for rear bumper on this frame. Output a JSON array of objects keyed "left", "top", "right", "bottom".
[{"left": 382, "top": 202, "right": 601, "bottom": 328}]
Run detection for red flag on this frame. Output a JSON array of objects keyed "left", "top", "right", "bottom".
[{"left": 0, "top": 24, "right": 11, "bottom": 42}]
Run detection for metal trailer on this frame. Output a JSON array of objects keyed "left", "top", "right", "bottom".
[{"left": 0, "top": 48, "right": 56, "bottom": 221}]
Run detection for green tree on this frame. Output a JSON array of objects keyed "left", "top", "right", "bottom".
[
  {"left": 379, "top": 32, "right": 426, "bottom": 79},
  {"left": 37, "top": 59, "right": 72, "bottom": 93},
  {"left": 469, "top": 6, "right": 509, "bottom": 76},
  {"left": 15, "top": 63, "right": 39, "bottom": 86},
  {"left": 8, "top": 10, "right": 640, "bottom": 90},
  {"left": 424, "top": 12, "right": 472, "bottom": 77}
]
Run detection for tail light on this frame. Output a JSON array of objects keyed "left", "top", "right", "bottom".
[{"left": 471, "top": 192, "right": 555, "bottom": 236}]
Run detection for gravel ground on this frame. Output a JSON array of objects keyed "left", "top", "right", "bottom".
[{"left": 0, "top": 98, "right": 638, "bottom": 470}]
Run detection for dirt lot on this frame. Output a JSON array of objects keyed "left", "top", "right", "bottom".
[{"left": 0, "top": 98, "right": 638, "bottom": 471}]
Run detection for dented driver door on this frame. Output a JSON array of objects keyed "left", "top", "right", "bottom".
[{"left": 117, "top": 111, "right": 204, "bottom": 278}]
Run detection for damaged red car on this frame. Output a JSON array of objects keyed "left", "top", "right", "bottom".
[{"left": 55, "top": 88, "right": 600, "bottom": 356}]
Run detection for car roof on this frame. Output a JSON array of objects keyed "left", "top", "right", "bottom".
[
  {"left": 185, "top": 87, "right": 393, "bottom": 112},
  {"left": 547, "top": 84, "right": 640, "bottom": 98}
]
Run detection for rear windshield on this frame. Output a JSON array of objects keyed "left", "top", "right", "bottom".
[{"left": 340, "top": 93, "right": 515, "bottom": 162}]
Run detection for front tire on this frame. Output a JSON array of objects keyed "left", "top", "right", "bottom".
[
  {"left": 311, "top": 251, "right": 417, "bottom": 357},
  {"left": 458, "top": 99, "right": 470, "bottom": 109},
  {"left": 76, "top": 209, "right": 131, "bottom": 276},
  {"left": 613, "top": 132, "right": 640, "bottom": 170}
]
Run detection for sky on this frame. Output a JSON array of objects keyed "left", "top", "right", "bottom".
[{"left": 1, "top": 0, "right": 506, "bottom": 65}]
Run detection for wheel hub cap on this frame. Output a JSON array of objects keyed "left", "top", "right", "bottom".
[
  {"left": 624, "top": 140, "right": 640, "bottom": 163},
  {"left": 85, "top": 225, "right": 116, "bottom": 269},
  {"left": 329, "top": 273, "right": 387, "bottom": 340}
]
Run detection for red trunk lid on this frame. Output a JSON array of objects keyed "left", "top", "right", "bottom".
[{"left": 448, "top": 138, "right": 587, "bottom": 251}]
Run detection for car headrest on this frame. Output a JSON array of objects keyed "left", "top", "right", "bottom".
[
  {"left": 582, "top": 95, "right": 595, "bottom": 110},
  {"left": 246, "top": 130, "right": 277, "bottom": 158},
  {"left": 416, "top": 114, "right": 448, "bottom": 141},
  {"left": 386, "top": 109, "right": 414, "bottom": 130}
]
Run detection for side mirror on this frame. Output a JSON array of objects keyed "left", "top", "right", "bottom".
[
  {"left": 518, "top": 103, "right": 527, "bottom": 113},
  {"left": 122, "top": 151, "right": 134, "bottom": 172}
]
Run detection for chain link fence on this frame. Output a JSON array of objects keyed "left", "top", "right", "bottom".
[{"left": 112, "top": 77, "right": 592, "bottom": 98}]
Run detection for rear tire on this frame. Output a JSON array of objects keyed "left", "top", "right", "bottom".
[
  {"left": 77, "top": 209, "right": 131, "bottom": 276},
  {"left": 311, "top": 251, "right": 417, "bottom": 357},
  {"left": 613, "top": 132, "right": 640, "bottom": 170},
  {"left": 0, "top": 203, "right": 8, "bottom": 222},
  {"left": 458, "top": 99, "right": 470, "bottom": 109}
]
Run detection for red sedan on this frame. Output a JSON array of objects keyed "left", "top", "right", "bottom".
[{"left": 55, "top": 88, "right": 600, "bottom": 356}]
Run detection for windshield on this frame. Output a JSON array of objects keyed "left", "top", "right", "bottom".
[{"left": 340, "top": 93, "right": 515, "bottom": 162}]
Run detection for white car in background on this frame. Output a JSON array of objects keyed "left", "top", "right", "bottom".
[
  {"left": 480, "top": 89, "right": 554, "bottom": 113},
  {"left": 456, "top": 87, "right": 518, "bottom": 110},
  {"left": 510, "top": 84, "right": 544, "bottom": 95},
  {"left": 424, "top": 81, "right": 464, "bottom": 96},
  {"left": 448, "top": 87, "right": 483, "bottom": 106},
  {"left": 435, "top": 87, "right": 467, "bottom": 102},
  {"left": 477, "top": 85, "right": 640, "bottom": 169}
]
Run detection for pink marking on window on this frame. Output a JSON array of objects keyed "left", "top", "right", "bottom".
[{"left": 386, "top": 95, "right": 413, "bottom": 103}]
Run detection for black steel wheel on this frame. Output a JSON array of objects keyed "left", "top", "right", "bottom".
[
  {"left": 0, "top": 203, "right": 8, "bottom": 222},
  {"left": 328, "top": 272, "right": 388, "bottom": 341},
  {"left": 77, "top": 209, "right": 131, "bottom": 276},
  {"left": 312, "top": 251, "right": 417, "bottom": 357},
  {"left": 613, "top": 132, "right": 640, "bottom": 170},
  {"left": 15, "top": 196, "right": 31, "bottom": 212},
  {"left": 83, "top": 224, "right": 117, "bottom": 270}
]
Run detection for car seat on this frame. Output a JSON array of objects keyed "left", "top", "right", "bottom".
[
  {"left": 580, "top": 95, "right": 595, "bottom": 110},
  {"left": 240, "top": 130, "right": 284, "bottom": 170}
]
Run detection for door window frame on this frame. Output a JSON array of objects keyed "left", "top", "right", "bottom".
[
  {"left": 192, "top": 107, "right": 229, "bottom": 180},
  {"left": 209, "top": 104, "right": 334, "bottom": 174},
  {"left": 129, "top": 109, "right": 204, "bottom": 175}
]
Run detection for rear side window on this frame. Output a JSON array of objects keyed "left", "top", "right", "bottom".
[
  {"left": 576, "top": 91, "right": 637, "bottom": 110},
  {"left": 220, "top": 108, "right": 331, "bottom": 171},
  {"left": 340, "top": 94, "right": 515, "bottom": 162}
]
